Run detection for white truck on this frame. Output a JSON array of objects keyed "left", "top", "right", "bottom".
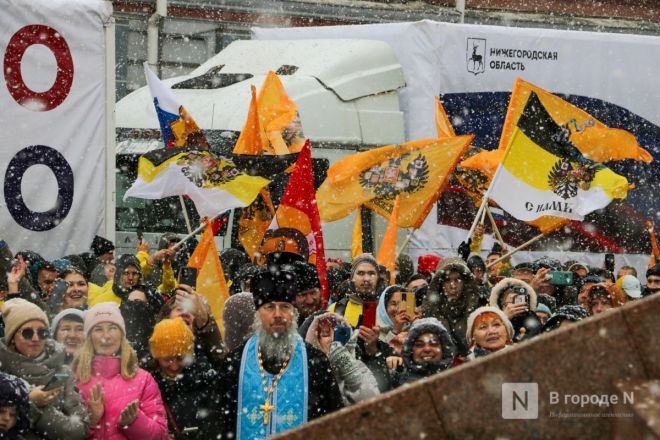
[{"left": 115, "top": 39, "right": 406, "bottom": 257}]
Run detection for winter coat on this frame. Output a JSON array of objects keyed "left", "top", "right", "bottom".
[
  {"left": 77, "top": 356, "right": 167, "bottom": 440},
  {"left": 304, "top": 313, "right": 380, "bottom": 405},
  {"left": 392, "top": 318, "right": 456, "bottom": 387},
  {"left": 421, "top": 257, "right": 481, "bottom": 357},
  {"left": 150, "top": 358, "right": 222, "bottom": 439},
  {"left": 218, "top": 339, "right": 343, "bottom": 439},
  {"left": 0, "top": 339, "right": 88, "bottom": 440}
]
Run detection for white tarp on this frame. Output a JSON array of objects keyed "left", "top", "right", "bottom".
[
  {"left": 254, "top": 21, "right": 660, "bottom": 275},
  {"left": 0, "top": 0, "right": 112, "bottom": 259}
]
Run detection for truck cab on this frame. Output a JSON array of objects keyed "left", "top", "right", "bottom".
[{"left": 115, "top": 39, "right": 406, "bottom": 258}]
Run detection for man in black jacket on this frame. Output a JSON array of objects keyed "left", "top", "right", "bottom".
[{"left": 218, "top": 268, "right": 343, "bottom": 438}]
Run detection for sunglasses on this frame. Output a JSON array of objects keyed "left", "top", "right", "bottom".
[{"left": 20, "top": 327, "right": 50, "bottom": 340}]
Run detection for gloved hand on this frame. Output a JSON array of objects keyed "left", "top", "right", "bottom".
[
  {"left": 457, "top": 239, "right": 471, "bottom": 261},
  {"left": 328, "top": 341, "right": 362, "bottom": 390}
]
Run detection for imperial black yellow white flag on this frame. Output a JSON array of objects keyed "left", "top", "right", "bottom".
[
  {"left": 489, "top": 92, "right": 629, "bottom": 222},
  {"left": 124, "top": 148, "right": 270, "bottom": 218}
]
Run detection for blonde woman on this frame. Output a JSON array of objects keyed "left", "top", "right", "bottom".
[{"left": 73, "top": 302, "right": 167, "bottom": 439}]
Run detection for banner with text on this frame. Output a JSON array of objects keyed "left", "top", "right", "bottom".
[
  {"left": 0, "top": 0, "right": 112, "bottom": 259},
  {"left": 254, "top": 21, "right": 660, "bottom": 274}
]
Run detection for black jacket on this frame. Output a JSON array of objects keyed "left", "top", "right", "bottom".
[
  {"left": 218, "top": 339, "right": 343, "bottom": 438},
  {"left": 151, "top": 359, "right": 222, "bottom": 439}
]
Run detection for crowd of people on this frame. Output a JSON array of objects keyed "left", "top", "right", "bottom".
[{"left": 0, "top": 230, "right": 657, "bottom": 439}]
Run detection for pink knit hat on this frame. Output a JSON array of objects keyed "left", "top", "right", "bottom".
[{"left": 83, "top": 302, "right": 125, "bottom": 335}]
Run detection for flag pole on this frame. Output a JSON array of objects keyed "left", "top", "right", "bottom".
[
  {"left": 396, "top": 228, "right": 417, "bottom": 258},
  {"left": 486, "top": 232, "right": 546, "bottom": 269},
  {"left": 466, "top": 198, "right": 487, "bottom": 242},
  {"left": 178, "top": 196, "right": 193, "bottom": 234},
  {"left": 485, "top": 205, "right": 506, "bottom": 250},
  {"left": 172, "top": 210, "right": 225, "bottom": 251}
]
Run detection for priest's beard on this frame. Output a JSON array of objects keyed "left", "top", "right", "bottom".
[{"left": 252, "top": 310, "right": 299, "bottom": 368}]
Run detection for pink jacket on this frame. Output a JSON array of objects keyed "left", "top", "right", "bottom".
[{"left": 77, "top": 355, "right": 167, "bottom": 440}]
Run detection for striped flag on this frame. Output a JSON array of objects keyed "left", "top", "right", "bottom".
[
  {"left": 123, "top": 148, "right": 269, "bottom": 218},
  {"left": 489, "top": 92, "right": 628, "bottom": 222},
  {"left": 144, "top": 63, "right": 208, "bottom": 148}
]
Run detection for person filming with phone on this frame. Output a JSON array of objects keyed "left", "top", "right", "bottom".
[
  {"left": 489, "top": 278, "right": 542, "bottom": 341},
  {"left": 0, "top": 298, "right": 88, "bottom": 439},
  {"left": 304, "top": 312, "right": 379, "bottom": 404}
]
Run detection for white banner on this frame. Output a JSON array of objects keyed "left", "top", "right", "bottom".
[
  {"left": 0, "top": 0, "right": 112, "bottom": 259},
  {"left": 254, "top": 21, "right": 660, "bottom": 276}
]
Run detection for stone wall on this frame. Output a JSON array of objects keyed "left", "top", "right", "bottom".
[{"left": 276, "top": 293, "right": 660, "bottom": 439}]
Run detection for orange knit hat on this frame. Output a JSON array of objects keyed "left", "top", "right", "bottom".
[{"left": 149, "top": 317, "right": 194, "bottom": 359}]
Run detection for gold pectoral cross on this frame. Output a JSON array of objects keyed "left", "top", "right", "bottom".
[{"left": 260, "top": 399, "right": 275, "bottom": 425}]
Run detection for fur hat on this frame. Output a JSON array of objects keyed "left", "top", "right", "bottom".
[
  {"left": 149, "top": 318, "right": 194, "bottom": 359},
  {"left": 91, "top": 235, "right": 114, "bottom": 257},
  {"left": 350, "top": 253, "right": 378, "bottom": 279},
  {"left": 292, "top": 261, "right": 320, "bottom": 292},
  {"left": 83, "top": 302, "right": 126, "bottom": 335},
  {"left": 401, "top": 318, "right": 456, "bottom": 369},
  {"left": 466, "top": 306, "right": 514, "bottom": 347},
  {"left": 251, "top": 270, "right": 297, "bottom": 309},
  {"left": 544, "top": 304, "right": 590, "bottom": 330},
  {"left": 489, "top": 277, "right": 538, "bottom": 311},
  {"left": 2, "top": 298, "right": 49, "bottom": 344}
]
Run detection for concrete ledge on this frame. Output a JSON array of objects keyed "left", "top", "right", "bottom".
[{"left": 276, "top": 294, "right": 660, "bottom": 439}]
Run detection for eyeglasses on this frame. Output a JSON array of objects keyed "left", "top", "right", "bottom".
[{"left": 20, "top": 327, "right": 50, "bottom": 340}]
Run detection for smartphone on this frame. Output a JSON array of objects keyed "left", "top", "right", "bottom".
[
  {"left": 333, "top": 325, "right": 351, "bottom": 345},
  {"left": 514, "top": 294, "right": 528, "bottom": 304},
  {"left": 402, "top": 291, "right": 416, "bottom": 318},
  {"left": 604, "top": 253, "right": 615, "bottom": 273},
  {"left": 178, "top": 266, "right": 198, "bottom": 288},
  {"left": 361, "top": 301, "right": 377, "bottom": 328},
  {"left": 547, "top": 270, "right": 574, "bottom": 286},
  {"left": 43, "top": 372, "right": 69, "bottom": 391}
]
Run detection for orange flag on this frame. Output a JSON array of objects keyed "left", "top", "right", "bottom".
[
  {"left": 647, "top": 221, "right": 660, "bottom": 268},
  {"left": 233, "top": 85, "right": 268, "bottom": 155},
  {"left": 258, "top": 71, "right": 306, "bottom": 155},
  {"left": 435, "top": 96, "right": 456, "bottom": 138},
  {"left": 188, "top": 221, "right": 229, "bottom": 333},
  {"left": 317, "top": 136, "right": 472, "bottom": 228},
  {"left": 376, "top": 195, "right": 400, "bottom": 285}
]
